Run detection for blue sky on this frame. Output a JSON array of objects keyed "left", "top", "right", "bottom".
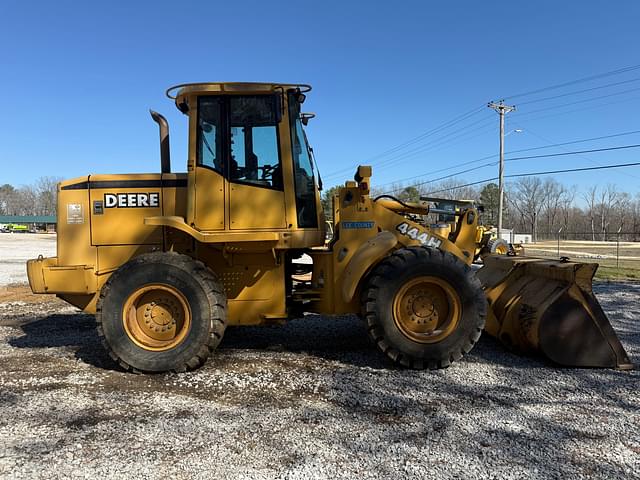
[{"left": 1, "top": 1, "right": 639, "bottom": 196}]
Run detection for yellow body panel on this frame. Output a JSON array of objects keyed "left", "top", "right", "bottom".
[
  {"left": 88, "top": 173, "right": 164, "bottom": 246},
  {"left": 56, "top": 177, "right": 96, "bottom": 268},
  {"left": 193, "top": 167, "right": 225, "bottom": 230},
  {"left": 229, "top": 183, "right": 287, "bottom": 229}
]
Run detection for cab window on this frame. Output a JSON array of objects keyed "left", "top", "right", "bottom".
[
  {"left": 288, "top": 93, "right": 318, "bottom": 228},
  {"left": 196, "top": 96, "right": 223, "bottom": 172},
  {"left": 196, "top": 95, "right": 283, "bottom": 190},
  {"left": 229, "top": 96, "right": 282, "bottom": 189}
]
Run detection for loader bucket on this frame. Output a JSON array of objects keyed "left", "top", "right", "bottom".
[{"left": 477, "top": 255, "right": 633, "bottom": 369}]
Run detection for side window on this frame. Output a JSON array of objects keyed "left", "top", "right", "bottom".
[
  {"left": 228, "top": 96, "right": 282, "bottom": 189},
  {"left": 288, "top": 93, "right": 318, "bottom": 228},
  {"left": 197, "top": 97, "right": 223, "bottom": 172}
]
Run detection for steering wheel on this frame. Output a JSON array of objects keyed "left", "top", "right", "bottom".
[{"left": 259, "top": 164, "right": 275, "bottom": 180}]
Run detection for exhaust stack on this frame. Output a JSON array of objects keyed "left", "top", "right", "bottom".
[{"left": 150, "top": 110, "right": 171, "bottom": 174}]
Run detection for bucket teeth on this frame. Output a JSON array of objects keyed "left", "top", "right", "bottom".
[{"left": 477, "top": 255, "right": 633, "bottom": 369}]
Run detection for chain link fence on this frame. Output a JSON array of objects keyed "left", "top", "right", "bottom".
[{"left": 519, "top": 232, "right": 640, "bottom": 281}]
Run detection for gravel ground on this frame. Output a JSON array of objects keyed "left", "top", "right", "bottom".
[
  {"left": 0, "top": 281, "right": 638, "bottom": 480},
  {"left": 0, "top": 234, "right": 56, "bottom": 286}
]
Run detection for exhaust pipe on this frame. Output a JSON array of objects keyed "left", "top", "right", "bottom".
[{"left": 149, "top": 110, "right": 171, "bottom": 174}]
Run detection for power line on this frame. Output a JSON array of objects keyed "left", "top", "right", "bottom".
[
  {"left": 422, "top": 160, "right": 640, "bottom": 195},
  {"left": 511, "top": 85, "right": 640, "bottom": 118},
  {"left": 505, "top": 143, "right": 640, "bottom": 162},
  {"left": 495, "top": 94, "right": 640, "bottom": 126},
  {"left": 324, "top": 108, "right": 489, "bottom": 178},
  {"left": 381, "top": 129, "right": 640, "bottom": 189},
  {"left": 369, "top": 85, "right": 640, "bottom": 181},
  {"left": 366, "top": 105, "right": 486, "bottom": 159},
  {"left": 516, "top": 76, "right": 640, "bottom": 106},
  {"left": 510, "top": 123, "right": 640, "bottom": 181},
  {"left": 382, "top": 142, "right": 640, "bottom": 194},
  {"left": 423, "top": 177, "right": 498, "bottom": 195},
  {"left": 374, "top": 84, "right": 640, "bottom": 179},
  {"left": 324, "top": 111, "right": 493, "bottom": 180},
  {"left": 328, "top": 65, "right": 640, "bottom": 180},
  {"left": 507, "top": 161, "right": 640, "bottom": 179},
  {"left": 376, "top": 152, "right": 496, "bottom": 190},
  {"left": 323, "top": 104, "right": 486, "bottom": 179},
  {"left": 368, "top": 116, "right": 495, "bottom": 174},
  {"left": 328, "top": 64, "right": 640, "bottom": 183},
  {"left": 505, "top": 129, "right": 640, "bottom": 155},
  {"left": 502, "top": 63, "right": 640, "bottom": 101}
]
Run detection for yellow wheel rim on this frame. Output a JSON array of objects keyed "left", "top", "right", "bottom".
[
  {"left": 392, "top": 276, "right": 462, "bottom": 344},
  {"left": 122, "top": 284, "right": 191, "bottom": 351},
  {"left": 495, "top": 244, "right": 509, "bottom": 255}
]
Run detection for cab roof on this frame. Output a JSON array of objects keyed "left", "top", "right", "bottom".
[
  {"left": 167, "top": 82, "right": 310, "bottom": 99},
  {"left": 167, "top": 82, "right": 312, "bottom": 114}
]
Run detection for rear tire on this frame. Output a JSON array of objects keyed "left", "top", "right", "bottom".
[
  {"left": 96, "top": 252, "right": 226, "bottom": 373},
  {"left": 361, "top": 247, "right": 486, "bottom": 369}
]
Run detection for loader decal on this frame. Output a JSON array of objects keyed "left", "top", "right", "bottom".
[
  {"left": 396, "top": 222, "right": 442, "bottom": 248},
  {"left": 104, "top": 192, "right": 160, "bottom": 208},
  {"left": 342, "top": 221, "right": 375, "bottom": 229}
]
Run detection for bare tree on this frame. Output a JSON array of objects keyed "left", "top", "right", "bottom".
[
  {"left": 583, "top": 186, "right": 598, "bottom": 241},
  {"left": 559, "top": 186, "right": 576, "bottom": 236},
  {"left": 509, "top": 177, "right": 546, "bottom": 241},
  {"left": 0, "top": 184, "right": 16, "bottom": 215},
  {"left": 597, "top": 184, "right": 619, "bottom": 240},
  {"left": 35, "top": 176, "right": 62, "bottom": 216},
  {"left": 540, "top": 178, "right": 564, "bottom": 237}
]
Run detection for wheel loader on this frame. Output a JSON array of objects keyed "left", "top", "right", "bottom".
[
  {"left": 27, "top": 82, "right": 632, "bottom": 372},
  {"left": 416, "top": 197, "right": 520, "bottom": 260}
]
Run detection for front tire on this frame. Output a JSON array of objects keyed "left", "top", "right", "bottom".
[
  {"left": 96, "top": 252, "right": 226, "bottom": 373},
  {"left": 361, "top": 247, "right": 486, "bottom": 369}
]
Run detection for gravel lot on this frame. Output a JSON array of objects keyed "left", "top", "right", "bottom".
[
  {"left": 0, "top": 233, "right": 56, "bottom": 286},
  {"left": 0, "top": 235, "right": 638, "bottom": 479}
]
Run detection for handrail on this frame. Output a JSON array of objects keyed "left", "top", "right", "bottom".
[{"left": 166, "top": 82, "right": 312, "bottom": 100}]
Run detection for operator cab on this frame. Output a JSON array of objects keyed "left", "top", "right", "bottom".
[{"left": 167, "top": 82, "right": 324, "bottom": 246}]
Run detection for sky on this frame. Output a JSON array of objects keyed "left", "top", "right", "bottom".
[{"left": 1, "top": 1, "right": 639, "bottom": 198}]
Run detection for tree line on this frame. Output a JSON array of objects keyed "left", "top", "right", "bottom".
[
  {"left": 323, "top": 177, "right": 640, "bottom": 242},
  {"left": 0, "top": 177, "right": 61, "bottom": 216}
]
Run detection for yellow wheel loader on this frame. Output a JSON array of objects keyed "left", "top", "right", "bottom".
[
  {"left": 27, "top": 83, "right": 632, "bottom": 372},
  {"left": 416, "top": 197, "right": 519, "bottom": 260}
]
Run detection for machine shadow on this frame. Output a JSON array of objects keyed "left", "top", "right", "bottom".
[
  {"left": 219, "top": 314, "right": 532, "bottom": 370},
  {"left": 8, "top": 313, "right": 119, "bottom": 371},
  {"left": 8, "top": 311, "right": 635, "bottom": 375}
]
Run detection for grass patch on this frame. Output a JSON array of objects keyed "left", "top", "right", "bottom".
[{"left": 594, "top": 266, "right": 640, "bottom": 281}]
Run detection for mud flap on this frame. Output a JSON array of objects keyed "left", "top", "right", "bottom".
[{"left": 477, "top": 255, "right": 633, "bottom": 369}]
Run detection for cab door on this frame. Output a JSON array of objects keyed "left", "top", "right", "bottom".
[
  {"left": 193, "top": 94, "right": 286, "bottom": 232},
  {"left": 193, "top": 96, "right": 225, "bottom": 230}
]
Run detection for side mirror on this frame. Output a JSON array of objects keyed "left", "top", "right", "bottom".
[{"left": 301, "top": 112, "right": 315, "bottom": 126}]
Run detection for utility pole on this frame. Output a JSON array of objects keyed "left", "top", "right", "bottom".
[{"left": 488, "top": 100, "right": 515, "bottom": 239}]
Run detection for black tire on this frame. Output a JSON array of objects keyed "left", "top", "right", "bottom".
[
  {"left": 361, "top": 246, "right": 486, "bottom": 369},
  {"left": 96, "top": 251, "right": 226, "bottom": 373},
  {"left": 487, "top": 238, "right": 512, "bottom": 255}
]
